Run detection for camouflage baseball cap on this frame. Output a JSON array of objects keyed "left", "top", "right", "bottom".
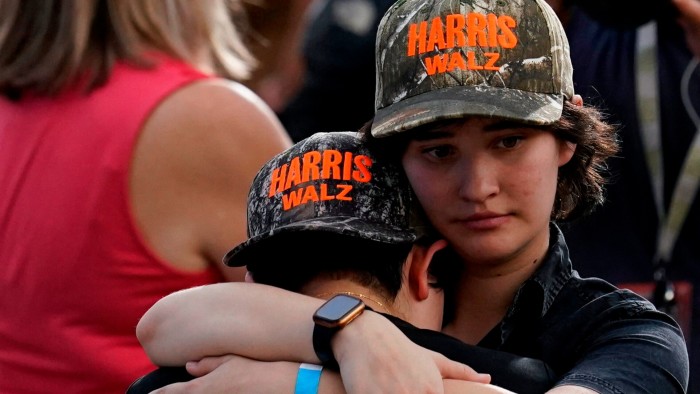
[
  {"left": 371, "top": 0, "right": 574, "bottom": 137},
  {"left": 224, "top": 131, "right": 417, "bottom": 268}
]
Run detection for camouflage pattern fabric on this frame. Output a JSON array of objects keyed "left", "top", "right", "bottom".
[
  {"left": 372, "top": 0, "right": 574, "bottom": 137},
  {"left": 224, "top": 131, "right": 417, "bottom": 267}
]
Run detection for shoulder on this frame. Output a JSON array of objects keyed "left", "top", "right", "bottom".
[
  {"left": 551, "top": 274, "right": 679, "bottom": 334},
  {"left": 560, "top": 274, "right": 659, "bottom": 315},
  {"left": 140, "top": 78, "right": 292, "bottom": 181},
  {"left": 547, "top": 279, "right": 689, "bottom": 393},
  {"left": 130, "top": 78, "right": 291, "bottom": 275},
  {"left": 151, "top": 78, "right": 290, "bottom": 147}
]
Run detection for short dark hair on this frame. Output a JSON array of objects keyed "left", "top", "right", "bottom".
[
  {"left": 248, "top": 231, "right": 460, "bottom": 302},
  {"left": 360, "top": 101, "right": 619, "bottom": 221},
  {"left": 248, "top": 232, "right": 412, "bottom": 300}
]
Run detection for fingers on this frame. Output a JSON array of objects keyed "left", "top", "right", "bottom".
[
  {"left": 673, "top": 0, "right": 700, "bottom": 23},
  {"left": 149, "top": 379, "right": 218, "bottom": 394},
  {"left": 672, "top": 0, "right": 700, "bottom": 58},
  {"left": 149, "top": 381, "right": 191, "bottom": 394},
  {"left": 433, "top": 352, "right": 491, "bottom": 384},
  {"left": 185, "top": 355, "right": 235, "bottom": 377}
]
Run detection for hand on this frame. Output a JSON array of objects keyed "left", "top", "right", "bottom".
[
  {"left": 333, "top": 312, "right": 490, "bottom": 394},
  {"left": 444, "top": 380, "right": 516, "bottom": 393},
  {"left": 149, "top": 355, "right": 297, "bottom": 394},
  {"left": 185, "top": 355, "right": 236, "bottom": 377},
  {"left": 673, "top": 0, "right": 700, "bottom": 58}
]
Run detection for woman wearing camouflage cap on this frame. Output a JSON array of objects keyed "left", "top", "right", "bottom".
[
  {"left": 344, "top": 0, "right": 688, "bottom": 391},
  {"left": 136, "top": 0, "right": 689, "bottom": 392}
]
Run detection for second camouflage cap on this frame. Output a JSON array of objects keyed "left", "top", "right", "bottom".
[
  {"left": 224, "top": 131, "right": 417, "bottom": 268},
  {"left": 372, "top": 0, "right": 574, "bottom": 137}
]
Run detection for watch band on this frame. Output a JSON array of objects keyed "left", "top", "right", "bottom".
[
  {"left": 312, "top": 324, "right": 340, "bottom": 370},
  {"left": 311, "top": 294, "right": 366, "bottom": 370}
]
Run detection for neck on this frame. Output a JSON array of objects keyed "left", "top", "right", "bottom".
[
  {"left": 443, "top": 268, "right": 529, "bottom": 344},
  {"left": 444, "top": 231, "right": 549, "bottom": 344},
  {"left": 300, "top": 278, "right": 394, "bottom": 315}
]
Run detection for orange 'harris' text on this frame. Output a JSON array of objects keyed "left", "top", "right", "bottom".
[
  {"left": 407, "top": 12, "right": 518, "bottom": 75},
  {"left": 269, "top": 150, "right": 373, "bottom": 210}
]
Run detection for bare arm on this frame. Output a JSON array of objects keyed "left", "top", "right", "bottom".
[
  {"left": 546, "top": 386, "right": 598, "bottom": 394},
  {"left": 136, "top": 282, "right": 488, "bottom": 394},
  {"left": 137, "top": 283, "right": 321, "bottom": 365},
  {"left": 131, "top": 80, "right": 292, "bottom": 281},
  {"left": 443, "top": 380, "right": 515, "bottom": 393},
  {"left": 147, "top": 355, "right": 509, "bottom": 394}
]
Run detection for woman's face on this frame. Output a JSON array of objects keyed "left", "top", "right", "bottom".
[{"left": 402, "top": 117, "right": 575, "bottom": 271}]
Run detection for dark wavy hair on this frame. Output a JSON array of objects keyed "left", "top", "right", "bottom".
[{"left": 360, "top": 101, "right": 619, "bottom": 222}]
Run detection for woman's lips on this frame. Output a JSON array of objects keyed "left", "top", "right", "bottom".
[{"left": 456, "top": 212, "right": 510, "bottom": 230}]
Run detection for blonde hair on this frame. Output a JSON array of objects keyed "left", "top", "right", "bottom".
[{"left": 0, "top": 0, "right": 255, "bottom": 98}]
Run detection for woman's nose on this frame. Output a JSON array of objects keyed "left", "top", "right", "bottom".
[{"left": 455, "top": 157, "right": 499, "bottom": 203}]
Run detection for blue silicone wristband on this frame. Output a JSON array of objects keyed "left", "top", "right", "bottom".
[{"left": 294, "top": 363, "right": 323, "bottom": 394}]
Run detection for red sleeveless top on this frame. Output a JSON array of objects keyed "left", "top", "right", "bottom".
[{"left": 0, "top": 56, "right": 224, "bottom": 393}]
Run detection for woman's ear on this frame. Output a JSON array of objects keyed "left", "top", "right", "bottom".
[
  {"left": 408, "top": 240, "right": 448, "bottom": 300},
  {"left": 558, "top": 140, "right": 577, "bottom": 167}
]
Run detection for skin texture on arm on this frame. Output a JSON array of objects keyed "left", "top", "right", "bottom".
[
  {"left": 137, "top": 283, "right": 322, "bottom": 365},
  {"left": 141, "top": 335, "right": 590, "bottom": 394},
  {"left": 130, "top": 80, "right": 292, "bottom": 281},
  {"left": 136, "top": 282, "right": 488, "bottom": 393},
  {"left": 443, "top": 380, "right": 515, "bottom": 393},
  {"left": 149, "top": 355, "right": 508, "bottom": 394},
  {"left": 546, "top": 387, "right": 598, "bottom": 394}
]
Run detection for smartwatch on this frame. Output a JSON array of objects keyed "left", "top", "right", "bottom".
[{"left": 312, "top": 294, "right": 365, "bottom": 369}]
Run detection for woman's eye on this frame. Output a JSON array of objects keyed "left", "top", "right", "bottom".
[
  {"left": 424, "top": 145, "right": 453, "bottom": 159},
  {"left": 497, "top": 136, "right": 523, "bottom": 149}
]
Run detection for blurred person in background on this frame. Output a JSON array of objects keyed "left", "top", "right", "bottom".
[
  {"left": 250, "top": 0, "right": 397, "bottom": 142},
  {"left": 0, "top": 0, "right": 291, "bottom": 392},
  {"left": 131, "top": 0, "right": 689, "bottom": 392},
  {"left": 240, "top": 0, "right": 312, "bottom": 106},
  {"left": 545, "top": 0, "right": 700, "bottom": 391}
]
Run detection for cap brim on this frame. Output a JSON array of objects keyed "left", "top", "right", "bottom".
[
  {"left": 223, "top": 216, "right": 416, "bottom": 268},
  {"left": 372, "top": 85, "right": 564, "bottom": 138}
]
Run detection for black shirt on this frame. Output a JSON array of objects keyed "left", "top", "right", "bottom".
[{"left": 481, "top": 225, "right": 688, "bottom": 393}]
